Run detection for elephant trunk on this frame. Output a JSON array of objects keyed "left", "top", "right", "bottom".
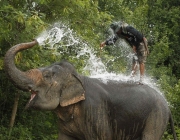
[{"left": 4, "top": 40, "right": 38, "bottom": 91}]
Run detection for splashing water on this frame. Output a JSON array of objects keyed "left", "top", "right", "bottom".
[
  {"left": 37, "top": 24, "right": 78, "bottom": 48},
  {"left": 36, "top": 23, "right": 108, "bottom": 77},
  {"left": 76, "top": 45, "right": 107, "bottom": 76},
  {"left": 36, "top": 23, "right": 160, "bottom": 92}
]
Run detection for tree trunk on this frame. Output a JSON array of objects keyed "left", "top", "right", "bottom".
[{"left": 9, "top": 92, "right": 20, "bottom": 128}]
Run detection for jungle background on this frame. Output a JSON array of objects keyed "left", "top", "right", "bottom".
[{"left": 0, "top": 0, "right": 180, "bottom": 139}]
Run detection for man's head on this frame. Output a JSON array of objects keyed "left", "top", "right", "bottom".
[
  {"left": 110, "top": 21, "right": 128, "bottom": 33},
  {"left": 110, "top": 22, "right": 121, "bottom": 32}
]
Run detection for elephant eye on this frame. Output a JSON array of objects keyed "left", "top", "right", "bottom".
[
  {"left": 43, "top": 71, "right": 51, "bottom": 79},
  {"left": 52, "top": 72, "right": 55, "bottom": 77}
]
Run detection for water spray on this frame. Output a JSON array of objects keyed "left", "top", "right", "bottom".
[{"left": 35, "top": 22, "right": 160, "bottom": 91}]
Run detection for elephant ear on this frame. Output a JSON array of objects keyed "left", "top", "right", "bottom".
[{"left": 60, "top": 74, "right": 85, "bottom": 107}]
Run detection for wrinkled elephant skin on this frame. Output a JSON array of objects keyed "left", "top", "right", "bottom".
[{"left": 4, "top": 41, "right": 177, "bottom": 140}]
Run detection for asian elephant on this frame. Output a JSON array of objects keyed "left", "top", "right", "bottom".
[{"left": 4, "top": 40, "right": 177, "bottom": 140}]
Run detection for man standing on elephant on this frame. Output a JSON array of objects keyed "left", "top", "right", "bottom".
[{"left": 100, "top": 21, "right": 149, "bottom": 82}]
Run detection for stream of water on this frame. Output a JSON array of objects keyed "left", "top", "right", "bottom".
[{"left": 36, "top": 22, "right": 160, "bottom": 91}]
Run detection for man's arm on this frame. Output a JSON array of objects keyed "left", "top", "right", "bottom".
[
  {"left": 143, "top": 37, "right": 149, "bottom": 55},
  {"left": 100, "top": 35, "right": 118, "bottom": 48}
]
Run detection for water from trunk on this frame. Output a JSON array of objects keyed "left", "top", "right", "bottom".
[{"left": 36, "top": 22, "right": 159, "bottom": 91}]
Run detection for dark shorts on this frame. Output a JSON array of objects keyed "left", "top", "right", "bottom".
[{"left": 136, "top": 42, "right": 147, "bottom": 64}]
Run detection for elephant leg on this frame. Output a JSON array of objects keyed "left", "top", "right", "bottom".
[
  {"left": 141, "top": 109, "right": 169, "bottom": 140},
  {"left": 86, "top": 117, "right": 113, "bottom": 139},
  {"left": 84, "top": 105, "right": 113, "bottom": 140},
  {"left": 83, "top": 120, "right": 113, "bottom": 140},
  {"left": 58, "top": 131, "right": 77, "bottom": 140}
]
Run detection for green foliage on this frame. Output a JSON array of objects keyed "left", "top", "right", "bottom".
[
  {"left": 0, "top": 0, "right": 180, "bottom": 139},
  {"left": 0, "top": 125, "right": 32, "bottom": 140},
  {"left": 0, "top": 113, "right": 58, "bottom": 140}
]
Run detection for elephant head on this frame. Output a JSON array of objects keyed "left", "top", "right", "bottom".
[{"left": 4, "top": 40, "right": 85, "bottom": 110}]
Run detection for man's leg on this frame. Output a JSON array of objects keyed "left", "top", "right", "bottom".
[
  {"left": 137, "top": 42, "right": 147, "bottom": 82},
  {"left": 130, "top": 53, "right": 139, "bottom": 78},
  {"left": 131, "top": 62, "right": 138, "bottom": 77},
  {"left": 139, "top": 62, "right": 145, "bottom": 82}
]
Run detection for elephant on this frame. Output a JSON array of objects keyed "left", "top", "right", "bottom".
[{"left": 4, "top": 40, "right": 177, "bottom": 140}]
